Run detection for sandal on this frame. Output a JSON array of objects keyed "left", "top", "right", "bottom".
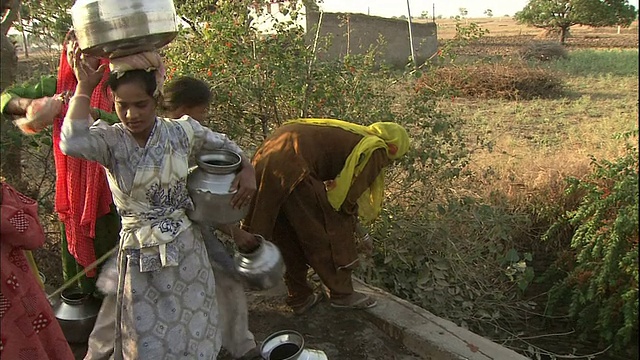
[
  {"left": 330, "top": 293, "right": 377, "bottom": 310},
  {"left": 292, "top": 292, "right": 323, "bottom": 315}
]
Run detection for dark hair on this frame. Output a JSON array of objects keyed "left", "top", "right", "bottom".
[
  {"left": 161, "top": 76, "right": 211, "bottom": 111},
  {"left": 106, "top": 69, "right": 158, "bottom": 99}
]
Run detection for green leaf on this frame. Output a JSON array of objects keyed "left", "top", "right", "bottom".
[{"left": 504, "top": 248, "right": 520, "bottom": 263}]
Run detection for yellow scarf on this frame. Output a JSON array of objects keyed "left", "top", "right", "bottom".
[{"left": 284, "top": 118, "right": 410, "bottom": 223}]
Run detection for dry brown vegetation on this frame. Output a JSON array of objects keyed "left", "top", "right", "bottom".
[
  {"left": 417, "top": 62, "right": 565, "bottom": 100},
  {"left": 519, "top": 41, "right": 569, "bottom": 61}
]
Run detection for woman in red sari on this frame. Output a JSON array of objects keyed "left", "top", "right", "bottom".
[{"left": 53, "top": 30, "right": 121, "bottom": 293}]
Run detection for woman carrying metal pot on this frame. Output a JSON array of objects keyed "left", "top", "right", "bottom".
[
  {"left": 58, "top": 49, "right": 255, "bottom": 359},
  {"left": 236, "top": 119, "right": 410, "bottom": 315},
  {"left": 84, "top": 76, "right": 262, "bottom": 360}
]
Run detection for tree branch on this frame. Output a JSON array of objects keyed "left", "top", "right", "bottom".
[
  {"left": 180, "top": 15, "right": 202, "bottom": 36},
  {"left": 1, "top": 0, "right": 20, "bottom": 35}
]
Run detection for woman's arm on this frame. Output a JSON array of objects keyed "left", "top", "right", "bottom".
[
  {"left": 59, "top": 116, "right": 115, "bottom": 167},
  {"left": 1, "top": 75, "right": 58, "bottom": 114},
  {"left": 59, "top": 48, "right": 115, "bottom": 167},
  {"left": 341, "top": 148, "right": 391, "bottom": 215}
]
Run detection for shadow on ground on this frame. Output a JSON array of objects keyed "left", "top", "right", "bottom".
[{"left": 70, "top": 282, "right": 420, "bottom": 360}]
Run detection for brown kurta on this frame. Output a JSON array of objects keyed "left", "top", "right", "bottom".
[{"left": 244, "top": 123, "right": 389, "bottom": 305}]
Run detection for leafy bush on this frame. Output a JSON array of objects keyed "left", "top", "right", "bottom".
[
  {"left": 543, "top": 131, "right": 639, "bottom": 350},
  {"left": 357, "top": 194, "right": 536, "bottom": 333},
  {"left": 163, "top": 1, "right": 469, "bottom": 177}
]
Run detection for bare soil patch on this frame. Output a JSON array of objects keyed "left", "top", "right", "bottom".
[{"left": 66, "top": 285, "right": 421, "bottom": 359}]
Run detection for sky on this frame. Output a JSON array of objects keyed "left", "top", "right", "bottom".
[{"left": 317, "top": 0, "right": 640, "bottom": 19}]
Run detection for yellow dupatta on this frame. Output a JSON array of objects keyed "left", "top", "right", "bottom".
[{"left": 284, "top": 118, "right": 410, "bottom": 223}]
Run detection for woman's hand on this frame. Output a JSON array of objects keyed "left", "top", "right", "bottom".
[
  {"left": 66, "top": 48, "right": 103, "bottom": 122},
  {"left": 229, "top": 159, "right": 257, "bottom": 210},
  {"left": 217, "top": 225, "right": 260, "bottom": 253},
  {"left": 71, "top": 46, "right": 106, "bottom": 92},
  {"left": 4, "top": 96, "right": 33, "bottom": 116}
]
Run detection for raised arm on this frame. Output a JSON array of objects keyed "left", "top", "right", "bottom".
[{"left": 59, "top": 48, "right": 115, "bottom": 167}]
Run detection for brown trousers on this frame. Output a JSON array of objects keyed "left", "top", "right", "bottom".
[{"left": 272, "top": 177, "right": 358, "bottom": 308}]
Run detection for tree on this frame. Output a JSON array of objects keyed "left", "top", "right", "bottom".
[
  {"left": 20, "top": 0, "right": 73, "bottom": 43},
  {"left": 458, "top": 7, "right": 468, "bottom": 17},
  {"left": 420, "top": 10, "right": 429, "bottom": 19},
  {"left": 1, "top": 0, "right": 23, "bottom": 186},
  {"left": 484, "top": 9, "right": 493, "bottom": 17},
  {"left": 515, "top": 0, "right": 638, "bottom": 44}
]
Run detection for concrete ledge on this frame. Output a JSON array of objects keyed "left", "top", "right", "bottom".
[{"left": 353, "top": 279, "right": 529, "bottom": 360}]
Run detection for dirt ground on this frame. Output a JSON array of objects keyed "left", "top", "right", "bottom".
[{"left": 66, "top": 283, "right": 421, "bottom": 360}]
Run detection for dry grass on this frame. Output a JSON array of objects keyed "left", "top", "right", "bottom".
[
  {"left": 519, "top": 41, "right": 568, "bottom": 61},
  {"left": 418, "top": 62, "right": 565, "bottom": 100},
  {"left": 436, "top": 69, "right": 638, "bottom": 222}
]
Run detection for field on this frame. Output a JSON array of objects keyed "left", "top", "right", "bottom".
[
  {"left": 3, "top": 15, "right": 639, "bottom": 360},
  {"left": 425, "top": 18, "right": 638, "bottom": 359}
]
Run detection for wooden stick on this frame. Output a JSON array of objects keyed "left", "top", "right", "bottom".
[{"left": 47, "top": 246, "right": 118, "bottom": 301}]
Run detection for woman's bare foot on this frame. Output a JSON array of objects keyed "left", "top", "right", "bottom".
[{"left": 330, "top": 292, "right": 377, "bottom": 310}]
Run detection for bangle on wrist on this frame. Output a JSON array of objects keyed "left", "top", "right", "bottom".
[{"left": 71, "top": 93, "right": 91, "bottom": 101}]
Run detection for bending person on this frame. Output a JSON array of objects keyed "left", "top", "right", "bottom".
[{"left": 240, "top": 119, "right": 410, "bottom": 314}]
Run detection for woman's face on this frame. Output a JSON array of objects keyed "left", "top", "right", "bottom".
[
  {"left": 113, "top": 82, "right": 157, "bottom": 137},
  {"left": 65, "top": 40, "right": 77, "bottom": 67}
]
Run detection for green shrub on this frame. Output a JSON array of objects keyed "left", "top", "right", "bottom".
[
  {"left": 543, "top": 131, "right": 639, "bottom": 350},
  {"left": 358, "top": 194, "right": 536, "bottom": 333}
]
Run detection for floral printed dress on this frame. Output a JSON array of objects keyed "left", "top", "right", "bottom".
[
  {"left": 60, "top": 115, "right": 244, "bottom": 360},
  {"left": 0, "top": 182, "right": 75, "bottom": 360}
]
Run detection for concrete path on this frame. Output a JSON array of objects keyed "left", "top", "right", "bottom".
[{"left": 354, "top": 279, "right": 530, "bottom": 360}]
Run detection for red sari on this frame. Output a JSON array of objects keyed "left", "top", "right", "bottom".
[{"left": 0, "top": 183, "right": 74, "bottom": 360}]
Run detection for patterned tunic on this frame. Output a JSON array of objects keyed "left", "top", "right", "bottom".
[
  {"left": 0, "top": 182, "right": 75, "bottom": 360},
  {"left": 60, "top": 114, "right": 243, "bottom": 359}
]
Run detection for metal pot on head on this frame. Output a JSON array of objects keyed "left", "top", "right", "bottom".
[
  {"left": 187, "top": 149, "right": 250, "bottom": 226},
  {"left": 234, "top": 235, "right": 286, "bottom": 291},
  {"left": 71, "top": 0, "right": 178, "bottom": 58}
]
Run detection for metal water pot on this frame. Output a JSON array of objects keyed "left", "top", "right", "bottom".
[
  {"left": 70, "top": 0, "right": 178, "bottom": 58},
  {"left": 234, "top": 236, "right": 286, "bottom": 291},
  {"left": 261, "top": 330, "right": 328, "bottom": 360},
  {"left": 187, "top": 150, "right": 249, "bottom": 226},
  {"left": 52, "top": 289, "right": 102, "bottom": 343}
]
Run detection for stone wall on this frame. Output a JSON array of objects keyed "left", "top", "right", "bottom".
[{"left": 306, "top": 12, "right": 438, "bottom": 68}]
